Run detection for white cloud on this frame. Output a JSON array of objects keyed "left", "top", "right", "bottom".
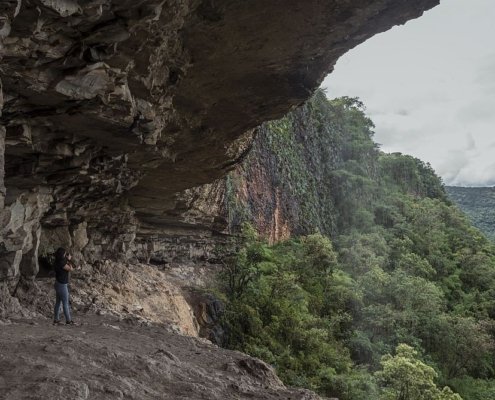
[{"left": 322, "top": 0, "right": 495, "bottom": 187}]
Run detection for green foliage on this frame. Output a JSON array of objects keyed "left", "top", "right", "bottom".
[
  {"left": 427, "top": 316, "right": 495, "bottom": 379},
  {"left": 218, "top": 223, "right": 268, "bottom": 300},
  {"left": 449, "top": 377, "right": 495, "bottom": 400},
  {"left": 379, "top": 153, "right": 447, "bottom": 200},
  {"left": 217, "top": 92, "right": 495, "bottom": 400},
  {"left": 375, "top": 344, "right": 462, "bottom": 400},
  {"left": 446, "top": 186, "right": 495, "bottom": 240},
  {"left": 219, "top": 226, "right": 358, "bottom": 397}
]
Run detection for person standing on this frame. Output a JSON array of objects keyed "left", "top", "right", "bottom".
[{"left": 53, "top": 247, "right": 75, "bottom": 325}]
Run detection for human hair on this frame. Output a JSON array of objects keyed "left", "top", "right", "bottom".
[{"left": 54, "top": 247, "right": 67, "bottom": 265}]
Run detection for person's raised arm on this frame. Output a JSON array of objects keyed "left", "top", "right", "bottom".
[
  {"left": 63, "top": 253, "right": 74, "bottom": 271},
  {"left": 63, "top": 263, "right": 74, "bottom": 272}
]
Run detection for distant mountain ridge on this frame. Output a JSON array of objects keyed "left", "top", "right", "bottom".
[{"left": 446, "top": 186, "right": 495, "bottom": 240}]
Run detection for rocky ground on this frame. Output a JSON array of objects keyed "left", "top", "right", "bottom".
[
  {"left": 11, "top": 260, "right": 217, "bottom": 335},
  {"left": 1, "top": 261, "right": 322, "bottom": 400},
  {"left": 0, "top": 314, "right": 321, "bottom": 400}
]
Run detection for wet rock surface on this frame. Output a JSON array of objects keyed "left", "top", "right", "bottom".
[{"left": 0, "top": 314, "right": 321, "bottom": 400}]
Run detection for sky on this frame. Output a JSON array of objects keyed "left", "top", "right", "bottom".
[{"left": 321, "top": 0, "right": 495, "bottom": 187}]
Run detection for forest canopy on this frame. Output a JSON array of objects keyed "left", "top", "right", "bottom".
[{"left": 215, "top": 92, "right": 495, "bottom": 400}]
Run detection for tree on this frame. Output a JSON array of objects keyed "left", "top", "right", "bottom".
[
  {"left": 428, "top": 315, "right": 494, "bottom": 379},
  {"left": 219, "top": 223, "right": 269, "bottom": 299},
  {"left": 300, "top": 233, "right": 337, "bottom": 275},
  {"left": 376, "top": 344, "right": 462, "bottom": 400}
]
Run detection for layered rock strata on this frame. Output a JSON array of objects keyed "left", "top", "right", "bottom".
[{"left": 1, "top": 1, "right": 438, "bottom": 297}]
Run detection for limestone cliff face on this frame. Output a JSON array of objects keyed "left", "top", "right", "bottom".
[
  {"left": 0, "top": 1, "right": 438, "bottom": 290},
  {"left": 223, "top": 91, "right": 345, "bottom": 242}
]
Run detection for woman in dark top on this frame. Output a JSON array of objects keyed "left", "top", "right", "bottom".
[{"left": 53, "top": 247, "right": 75, "bottom": 325}]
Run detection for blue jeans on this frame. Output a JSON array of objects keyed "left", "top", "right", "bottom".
[{"left": 54, "top": 281, "right": 72, "bottom": 322}]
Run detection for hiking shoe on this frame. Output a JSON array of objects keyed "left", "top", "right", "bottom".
[
  {"left": 53, "top": 320, "right": 61, "bottom": 325},
  {"left": 66, "top": 320, "right": 75, "bottom": 325}
]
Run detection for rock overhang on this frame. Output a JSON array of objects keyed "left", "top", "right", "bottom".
[{"left": 0, "top": 0, "right": 439, "bottom": 278}]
